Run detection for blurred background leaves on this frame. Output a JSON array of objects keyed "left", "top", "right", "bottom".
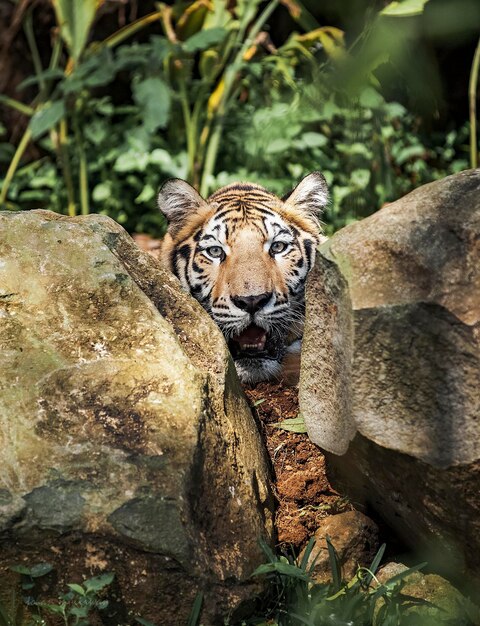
[{"left": 0, "top": 0, "right": 479, "bottom": 235}]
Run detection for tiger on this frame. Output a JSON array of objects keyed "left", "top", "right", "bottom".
[{"left": 157, "top": 172, "right": 328, "bottom": 385}]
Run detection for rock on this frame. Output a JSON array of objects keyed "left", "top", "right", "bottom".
[
  {"left": 375, "top": 562, "right": 468, "bottom": 625},
  {"left": 0, "top": 210, "right": 274, "bottom": 624},
  {"left": 299, "top": 254, "right": 355, "bottom": 455},
  {"left": 299, "top": 511, "right": 379, "bottom": 583},
  {"left": 300, "top": 170, "right": 480, "bottom": 579}
]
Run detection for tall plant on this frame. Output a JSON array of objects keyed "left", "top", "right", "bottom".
[{"left": 0, "top": 0, "right": 163, "bottom": 214}]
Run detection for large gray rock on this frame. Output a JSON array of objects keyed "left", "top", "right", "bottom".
[
  {"left": 0, "top": 210, "right": 274, "bottom": 624},
  {"left": 300, "top": 170, "right": 480, "bottom": 579}
]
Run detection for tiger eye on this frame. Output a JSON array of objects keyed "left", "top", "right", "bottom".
[
  {"left": 206, "top": 246, "right": 224, "bottom": 259},
  {"left": 270, "top": 241, "right": 288, "bottom": 254}
]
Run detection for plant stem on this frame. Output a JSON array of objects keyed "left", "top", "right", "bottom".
[
  {"left": 0, "top": 95, "right": 34, "bottom": 116},
  {"left": 24, "top": 8, "right": 47, "bottom": 99},
  {"left": 199, "top": 0, "right": 280, "bottom": 196},
  {"left": 72, "top": 110, "right": 89, "bottom": 215},
  {"left": 102, "top": 10, "right": 163, "bottom": 49},
  {"left": 469, "top": 36, "right": 480, "bottom": 169},
  {"left": 179, "top": 78, "right": 196, "bottom": 184},
  {"left": 0, "top": 126, "right": 32, "bottom": 207},
  {"left": 57, "top": 119, "right": 77, "bottom": 217}
]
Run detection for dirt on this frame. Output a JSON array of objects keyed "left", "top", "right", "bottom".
[
  {"left": 244, "top": 382, "right": 351, "bottom": 550},
  {"left": 134, "top": 233, "right": 352, "bottom": 553}
]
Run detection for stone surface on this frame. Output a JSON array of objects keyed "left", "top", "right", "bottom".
[
  {"left": 300, "top": 170, "right": 480, "bottom": 580},
  {"left": 0, "top": 210, "right": 274, "bottom": 624},
  {"left": 299, "top": 253, "right": 354, "bottom": 455},
  {"left": 299, "top": 511, "right": 379, "bottom": 583},
  {"left": 375, "top": 563, "right": 468, "bottom": 625}
]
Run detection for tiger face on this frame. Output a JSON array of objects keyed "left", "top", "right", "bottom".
[{"left": 158, "top": 172, "right": 328, "bottom": 384}]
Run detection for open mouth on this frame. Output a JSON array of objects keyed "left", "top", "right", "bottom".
[{"left": 228, "top": 324, "right": 281, "bottom": 361}]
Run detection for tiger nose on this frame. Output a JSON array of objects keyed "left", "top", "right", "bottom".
[{"left": 232, "top": 292, "right": 272, "bottom": 313}]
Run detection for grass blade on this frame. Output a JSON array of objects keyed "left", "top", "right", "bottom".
[
  {"left": 326, "top": 536, "right": 342, "bottom": 592},
  {"left": 187, "top": 592, "right": 203, "bottom": 626},
  {"left": 299, "top": 536, "right": 316, "bottom": 572},
  {"left": 363, "top": 543, "right": 386, "bottom": 587}
]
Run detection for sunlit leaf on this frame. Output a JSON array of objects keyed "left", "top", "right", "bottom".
[
  {"left": 52, "top": 0, "right": 103, "bottom": 63},
  {"left": 273, "top": 416, "right": 307, "bottom": 433},
  {"left": 359, "top": 87, "right": 384, "bottom": 108},
  {"left": 294, "top": 27, "right": 346, "bottom": 60},
  {"left": 177, "top": 0, "right": 213, "bottom": 40},
  {"left": 252, "top": 561, "right": 309, "bottom": 580},
  {"left": 381, "top": 0, "right": 430, "bottom": 17}
]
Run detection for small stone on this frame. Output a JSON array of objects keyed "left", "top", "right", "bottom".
[{"left": 300, "top": 510, "right": 379, "bottom": 582}]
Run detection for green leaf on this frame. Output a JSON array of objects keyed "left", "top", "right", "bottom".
[
  {"left": 135, "top": 185, "right": 155, "bottom": 204},
  {"left": 70, "top": 606, "right": 89, "bottom": 618},
  {"left": 39, "top": 602, "right": 66, "bottom": 616},
  {"left": 350, "top": 169, "right": 371, "bottom": 189},
  {"left": 18, "top": 69, "right": 65, "bottom": 91},
  {"left": 266, "top": 138, "right": 291, "bottom": 154},
  {"left": 359, "top": 87, "right": 384, "bottom": 109},
  {"left": 30, "top": 101, "right": 65, "bottom": 140},
  {"left": 149, "top": 148, "right": 174, "bottom": 169},
  {"left": 52, "top": 0, "right": 98, "bottom": 63},
  {"left": 253, "top": 398, "right": 266, "bottom": 407},
  {"left": 300, "top": 132, "right": 328, "bottom": 148},
  {"left": 394, "top": 145, "right": 426, "bottom": 165},
  {"left": 67, "top": 583, "right": 85, "bottom": 596},
  {"left": 273, "top": 416, "right": 307, "bottom": 434},
  {"left": 326, "top": 536, "right": 342, "bottom": 592},
  {"left": 92, "top": 182, "right": 112, "bottom": 202},
  {"left": 363, "top": 543, "right": 386, "bottom": 587},
  {"left": 183, "top": 27, "right": 228, "bottom": 54},
  {"left": 83, "top": 572, "right": 114, "bottom": 593},
  {"left": 186, "top": 592, "right": 203, "bottom": 626},
  {"left": 133, "top": 77, "right": 171, "bottom": 132},
  {"left": 10, "top": 565, "right": 32, "bottom": 575},
  {"left": 136, "top": 619, "right": 158, "bottom": 626},
  {"left": 252, "top": 561, "right": 309, "bottom": 580},
  {"left": 114, "top": 151, "right": 150, "bottom": 173},
  {"left": 380, "top": 0, "right": 430, "bottom": 17},
  {"left": 29, "top": 563, "right": 54, "bottom": 578}
]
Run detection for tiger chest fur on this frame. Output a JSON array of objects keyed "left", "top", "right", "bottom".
[{"left": 158, "top": 172, "right": 328, "bottom": 385}]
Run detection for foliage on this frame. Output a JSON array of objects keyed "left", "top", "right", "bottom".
[
  {"left": 0, "top": 564, "right": 114, "bottom": 626},
  {"left": 222, "top": 539, "right": 479, "bottom": 626},
  {"left": 0, "top": 0, "right": 475, "bottom": 235},
  {"left": 212, "top": 84, "right": 470, "bottom": 234},
  {"left": 1, "top": 547, "right": 479, "bottom": 626}
]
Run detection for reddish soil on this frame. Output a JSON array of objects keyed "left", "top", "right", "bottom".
[
  {"left": 244, "top": 382, "right": 351, "bottom": 550},
  {"left": 134, "top": 233, "right": 351, "bottom": 551}
]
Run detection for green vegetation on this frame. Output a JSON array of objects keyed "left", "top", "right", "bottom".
[
  {"left": 0, "top": 565, "right": 114, "bottom": 626},
  {"left": 3, "top": 542, "right": 479, "bottom": 626},
  {"left": 221, "top": 540, "right": 480, "bottom": 626},
  {"left": 0, "top": 0, "right": 477, "bottom": 235}
]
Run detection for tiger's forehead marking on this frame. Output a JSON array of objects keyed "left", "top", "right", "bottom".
[{"left": 201, "top": 197, "right": 291, "bottom": 245}]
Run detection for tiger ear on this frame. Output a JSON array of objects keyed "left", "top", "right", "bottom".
[
  {"left": 157, "top": 179, "right": 208, "bottom": 230},
  {"left": 282, "top": 171, "right": 329, "bottom": 218}
]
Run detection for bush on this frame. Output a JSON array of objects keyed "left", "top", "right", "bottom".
[{"left": 0, "top": 0, "right": 473, "bottom": 235}]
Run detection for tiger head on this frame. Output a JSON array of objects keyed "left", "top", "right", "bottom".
[{"left": 158, "top": 172, "right": 328, "bottom": 384}]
